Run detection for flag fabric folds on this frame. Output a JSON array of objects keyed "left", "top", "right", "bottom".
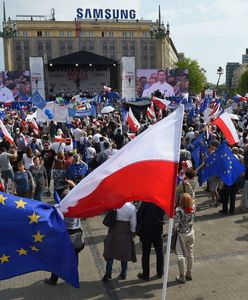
[
  {"left": 151, "top": 96, "right": 170, "bottom": 110},
  {"left": 192, "top": 143, "right": 209, "bottom": 169},
  {"left": 0, "top": 120, "right": 14, "bottom": 145},
  {"left": 127, "top": 107, "right": 140, "bottom": 133},
  {"left": 59, "top": 105, "right": 184, "bottom": 219},
  {"left": 212, "top": 111, "right": 239, "bottom": 145},
  {"left": 199, "top": 142, "right": 245, "bottom": 185},
  {"left": 30, "top": 90, "right": 47, "bottom": 109},
  {"left": 146, "top": 102, "right": 156, "bottom": 119},
  {"left": 0, "top": 192, "right": 79, "bottom": 287}
]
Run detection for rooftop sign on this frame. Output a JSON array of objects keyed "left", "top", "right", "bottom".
[{"left": 76, "top": 8, "right": 136, "bottom": 20}]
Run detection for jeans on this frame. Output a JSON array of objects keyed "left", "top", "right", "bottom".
[
  {"left": 1, "top": 169, "right": 14, "bottom": 192},
  {"left": 106, "top": 259, "right": 128, "bottom": 275},
  {"left": 33, "top": 186, "right": 45, "bottom": 201}
]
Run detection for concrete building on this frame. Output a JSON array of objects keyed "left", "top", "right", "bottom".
[
  {"left": 242, "top": 48, "right": 248, "bottom": 64},
  {"left": 1, "top": 7, "right": 178, "bottom": 72},
  {"left": 232, "top": 63, "right": 248, "bottom": 88},
  {"left": 225, "top": 62, "right": 240, "bottom": 89}
]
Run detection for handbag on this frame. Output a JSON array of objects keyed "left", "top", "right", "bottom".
[
  {"left": 70, "top": 230, "right": 85, "bottom": 251},
  {"left": 170, "top": 231, "right": 178, "bottom": 252},
  {"left": 103, "top": 210, "right": 117, "bottom": 228}
]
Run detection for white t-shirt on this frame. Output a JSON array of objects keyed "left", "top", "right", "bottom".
[{"left": 142, "top": 81, "right": 175, "bottom": 97}]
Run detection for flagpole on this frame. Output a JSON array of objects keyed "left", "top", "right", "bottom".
[{"left": 161, "top": 217, "right": 174, "bottom": 300}]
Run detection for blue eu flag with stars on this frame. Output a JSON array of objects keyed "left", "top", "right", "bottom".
[
  {"left": 30, "top": 90, "right": 47, "bottom": 109},
  {"left": 200, "top": 142, "right": 245, "bottom": 185},
  {"left": 0, "top": 192, "right": 79, "bottom": 287}
]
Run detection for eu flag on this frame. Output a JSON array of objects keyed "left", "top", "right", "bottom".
[
  {"left": 192, "top": 143, "right": 209, "bottom": 169},
  {"left": 30, "top": 90, "right": 47, "bottom": 109},
  {"left": 200, "top": 142, "right": 245, "bottom": 185},
  {"left": 0, "top": 192, "right": 79, "bottom": 287}
]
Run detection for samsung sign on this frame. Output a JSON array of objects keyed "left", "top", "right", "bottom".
[{"left": 76, "top": 8, "right": 136, "bottom": 20}]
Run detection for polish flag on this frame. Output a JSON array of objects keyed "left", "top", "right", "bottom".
[
  {"left": 59, "top": 105, "right": 184, "bottom": 219},
  {"left": 203, "top": 103, "right": 221, "bottom": 122},
  {"left": 54, "top": 136, "right": 66, "bottom": 143},
  {"left": 212, "top": 111, "right": 239, "bottom": 145},
  {"left": 151, "top": 96, "right": 170, "bottom": 110},
  {"left": 0, "top": 119, "right": 14, "bottom": 145},
  {"left": 127, "top": 107, "right": 140, "bottom": 133},
  {"left": 29, "top": 119, "right": 40, "bottom": 135},
  {"left": 146, "top": 102, "right": 156, "bottom": 119},
  {"left": 103, "top": 85, "right": 112, "bottom": 92},
  {"left": 236, "top": 94, "right": 248, "bottom": 101}
]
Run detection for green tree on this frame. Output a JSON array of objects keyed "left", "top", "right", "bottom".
[
  {"left": 237, "top": 68, "right": 248, "bottom": 95},
  {"left": 175, "top": 57, "right": 207, "bottom": 95}
]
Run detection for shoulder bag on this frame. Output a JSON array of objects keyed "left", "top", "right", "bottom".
[{"left": 103, "top": 210, "right": 117, "bottom": 228}]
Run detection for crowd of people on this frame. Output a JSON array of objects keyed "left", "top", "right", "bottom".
[{"left": 0, "top": 90, "right": 248, "bottom": 286}]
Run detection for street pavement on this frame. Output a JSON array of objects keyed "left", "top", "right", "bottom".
[{"left": 1, "top": 188, "right": 248, "bottom": 300}]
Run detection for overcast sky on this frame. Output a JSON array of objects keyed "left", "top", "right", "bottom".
[{"left": 0, "top": 0, "right": 247, "bottom": 84}]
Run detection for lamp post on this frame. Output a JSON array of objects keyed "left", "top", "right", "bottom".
[
  {"left": 216, "top": 66, "right": 223, "bottom": 87},
  {"left": 0, "top": 18, "right": 17, "bottom": 38}
]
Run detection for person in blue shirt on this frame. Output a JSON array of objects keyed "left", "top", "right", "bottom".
[{"left": 66, "top": 154, "right": 88, "bottom": 185}]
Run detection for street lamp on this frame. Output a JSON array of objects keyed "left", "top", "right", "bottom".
[
  {"left": 0, "top": 18, "right": 17, "bottom": 38},
  {"left": 216, "top": 66, "right": 224, "bottom": 87}
]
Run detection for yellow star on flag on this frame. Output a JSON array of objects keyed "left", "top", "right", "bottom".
[
  {"left": 17, "top": 248, "right": 28, "bottom": 255},
  {"left": 30, "top": 245, "right": 40, "bottom": 252},
  {"left": 0, "top": 194, "right": 7, "bottom": 205},
  {"left": 33, "top": 231, "right": 45, "bottom": 243},
  {"left": 0, "top": 254, "right": 10, "bottom": 264},
  {"left": 15, "top": 199, "right": 27, "bottom": 209},
  {"left": 28, "top": 212, "right": 40, "bottom": 224}
]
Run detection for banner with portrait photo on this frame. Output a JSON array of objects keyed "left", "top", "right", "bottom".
[
  {"left": 136, "top": 68, "right": 189, "bottom": 98},
  {"left": 0, "top": 70, "right": 31, "bottom": 103}
]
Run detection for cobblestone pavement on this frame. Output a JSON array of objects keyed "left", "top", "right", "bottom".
[{"left": 1, "top": 189, "right": 248, "bottom": 300}]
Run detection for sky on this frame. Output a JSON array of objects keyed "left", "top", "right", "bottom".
[{"left": 0, "top": 0, "right": 247, "bottom": 84}]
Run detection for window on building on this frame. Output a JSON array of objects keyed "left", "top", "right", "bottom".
[
  {"left": 67, "top": 41, "right": 73, "bottom": 51},
  {"left": 122, "top": 41, "right": 128, "bottom": 51},
  {"left": 80, "top": 41, "right": 87, "bottom": 50},
  {"left": 37, "top": 31, "right": 42, "bottom": 37},
  {"left": 60, "top": 32, "right": 65, "bottom": 37},
  {"left": 102, "top": 41, "right": 107, "bottom": 51},
  {"left": 122, "top": 32, "right": 127, "bottom": 38},
  {"left": 106, "top": 32, "right": 114, "bottom": 37},
  {"left": 59, "top": 41, "right": 65, "bottom": 50},
  {"left": 89, "top": 42, "right": 94, "bottom": 51},
  {"left": 142, "top": 32, "right": 148, "bottom": 38},
  {"left": 23, "top": 31, "right": 28, "bottom": 37},
  {"left": 38, "top": 41, "right": 43, "bottom": 51},
  {"left": 67, "top": 32, "right": 72, "bottom": 37},
  {"left": 15, "top": 41, "right": 21, "bottom": 51},
  {"left": 16, "top": 54, "right": 22, "bottom": 62},
  {"left": 44, "top": 31, "right": 50, "bottom": 37},
  {"left": 129, "top": 32, "right": 134, "bottom": 37},
  {"left": 23, "top": 41, "right": 29, "bottom": 51},
  {"left": 46, "top": 41, "right": 51, "bottom": 51}
]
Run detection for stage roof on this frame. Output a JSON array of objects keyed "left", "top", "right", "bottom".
[{"left": 48, "top": 50, "right": 118, "bottom": 66}]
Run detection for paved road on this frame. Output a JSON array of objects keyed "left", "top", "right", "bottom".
[{"left": 1, "top": 189, "right": 248, "bottom": 300}]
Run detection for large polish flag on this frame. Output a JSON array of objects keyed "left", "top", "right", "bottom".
[
  {"left": 151, "top": 96, "right": 170, "bottom": 110},
  {"left": 212, "top": 110, "right": 239, "bottom": 145},
  {"left": 59, "top": 105, "right": 184, "bottom": 219},
  {"left": 127, "top": 107, "right": 140, "bottom": 133},
  {"left": 0, "top": 119, "right": 14, "bottom": 145}
]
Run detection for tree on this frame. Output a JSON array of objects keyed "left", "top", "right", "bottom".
[
  {"left": 237, "top": 68, "right": 248, "bottom": 95},
  {"left": 175, "top": 57, "right": 207, "bottom": 95}
]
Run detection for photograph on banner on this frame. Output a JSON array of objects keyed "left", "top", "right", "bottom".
[
  {"left": 136, "top": 68, "right": 189, "bottom": 98},
  {"left": 0, "top": 70, "right": 31, "bottom": 102}
]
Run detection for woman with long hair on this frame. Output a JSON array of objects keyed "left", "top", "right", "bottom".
[{"left": 173, "top": 193, "right": 196, "bottom": 284}]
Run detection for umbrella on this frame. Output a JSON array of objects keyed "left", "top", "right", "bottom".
[
  {"left": 101, "top": 106, "right": 115, "bottom": 114},
  {"left": 228, "top": 113, "right": 240, "bottom": 120}
]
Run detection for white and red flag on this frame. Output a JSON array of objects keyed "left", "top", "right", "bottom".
[
  {"left": 127, "top": 107, "right": 140, "bottom": 133},
  {"left": 0, "top": 119, "right": 14, "bottom": 145},
  {"left": 146, "top": 102, "right": 156, "bottom": 119},
  {"left": 29, "top": 119, "right": 40, "bottom": 135},
  {"left": 236, "top": 94, "right": 248, "bottom": 101},
  {"left": 151, "top": 96, "right": 170, "bottom": 110},
  {"left": 59, "top": 105, "right": 184, "bottom": 219},
  {"left": 212, "top": 110, "right": 239, "bottom": 145}
]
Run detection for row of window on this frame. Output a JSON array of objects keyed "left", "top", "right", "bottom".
[{"left": 17, "top": 31, "right": 150, "bottom": 38}]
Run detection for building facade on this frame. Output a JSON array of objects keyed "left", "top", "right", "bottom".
[
  {"left": 242, "top": 48, "right": 248, "bottom": 64},
  {"left": 2, "top": 12, "right": 178, "bottom": 72},
  {"left": 225, "top": 62, "right": 240, "bottom": 89},
  {"left": 232, "top": 63, "right": 248, "bottom": 88}
]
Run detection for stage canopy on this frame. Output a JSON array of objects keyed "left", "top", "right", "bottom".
[{"left": 48, "top": 50, "right": 118, "bottom": 67}]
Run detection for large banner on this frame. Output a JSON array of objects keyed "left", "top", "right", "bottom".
[
  {"left": 121, "top": 57, "right": 135, "bottom": 101},
  {"left": 136, "top": 69, "right": 189, "bottom": 98},
  {"left": 48, "top": 70, "right": 110, "bottom": 93},
  {"left": 29, "top": 57, "right": 46, "bottom": 100},
  {"left": 0, "top": 70, "right": 31, "bottom": 102}
]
